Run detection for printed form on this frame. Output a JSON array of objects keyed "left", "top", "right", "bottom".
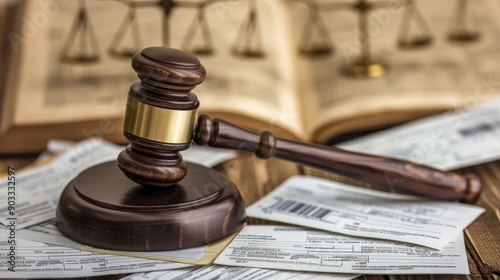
[
  {"left": 0, "top": 220, "right": 238, "bottom": 265},
  {"left": 123, "top": 265, "right": 359, "bottom": 280},
  {"left": 339, "top": 97, "right": 500, "bottom": 171},
  {"left": 0, "top": 138, "right": 121, "bottom": 228},
  {"left": 0, "top": 139, "right": 237, "bottom": 229},
  {"left": 214, "top": 225, "right": 469, "bottom": 275},
  {"left": 0, "top": 226, "right": 356, "bottom": 279},
  {"left": 247, "top": 176, "right": 484, "bottom": 249},
  {"left": 0, "top": 238, "right": 190, "bottom": 278},
  {"left": 0, "top": 221, "right": 214, "bottom": 265}
]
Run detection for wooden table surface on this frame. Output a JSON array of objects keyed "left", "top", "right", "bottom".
[{"left": 1, "top": 152, "right": 499, "bottom": 280}]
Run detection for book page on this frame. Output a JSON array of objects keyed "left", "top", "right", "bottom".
[
  {"left": 192, "top": 0, "right": 304, "bottom": 138},
  {"left": 290, "top": 0, "right": 500, "bottom": 141},
  {"left": 0, "top": 1, "right": 5, "bottom": 70},
  {"left": 13, "top": 0, "right": 138, "bottom": 124},
  {"left": 12, "top": 0, "right": 304, "bottom": 138},
  {"left": 1, "top": 0, "right": 23, "bottom": 135}
]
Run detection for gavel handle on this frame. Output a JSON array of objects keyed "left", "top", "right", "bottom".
[{"left": 193, "top": 115, "right": 481, "bottom": 204}]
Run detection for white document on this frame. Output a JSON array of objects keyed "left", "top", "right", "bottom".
[
  {"left": 0, "top": 221, "right": 207, "bottom": 263},
  {"left": 34, "top": 139, "right": 77, "bottom": 163},
  {"left": 247, "top": 176, "right": 484, "bottom": 249},
  {"left": 0, "top": 138, "right": 122, "bottom": 229},
  {"left": 182, "top": 145, "right": 238, "bottom": 167},
  {"left": 122, "top": 265, "right": 359, "bottom": 280},
  {"left": 0, "top": 139, "right": 237, "bottom": 229},
  {"left": 339, "top": 98, "right": 500, "bottom": 171},
  {"left": 215, "top": 225, "right": 469, "bottom": 275},
  {"left": 0, "top": 220, "right": 242, "bottom": 265},
  {"left": 0, "top": 238, "right": 190, "bottom": 278}
]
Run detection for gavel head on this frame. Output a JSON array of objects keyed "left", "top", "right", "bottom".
[{"left": 117, "top": 47, "right": 206, "bottom": 187}]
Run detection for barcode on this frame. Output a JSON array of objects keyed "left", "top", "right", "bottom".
[
  {"left": 267, "top": 199, "right": 331, "bottom": 219},
  {"left": 458, "top": 122, "right": 498, "bottom": 137}
]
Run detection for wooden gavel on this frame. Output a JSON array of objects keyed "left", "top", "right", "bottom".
[{"left": 117, "top": 47, "right": 481, "bottom": 204}]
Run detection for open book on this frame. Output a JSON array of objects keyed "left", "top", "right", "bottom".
[{"left": 2, "top": 0, "right": 500, "bottom": 153}]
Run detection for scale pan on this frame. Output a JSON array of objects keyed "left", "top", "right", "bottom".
[
  {"left": 299, "top": 45, "right": 333, "bottom": 58},
  {"left": 109, "top": 48, "right": 140, "bottom": 59},
  {"left": 448, "top": 31, "right": 480, "bottom": 42},
  {"left": 60, "top": 54, "right": 100, "bottom": 64},
  {"left": 398, "top": 36, "right": 432, "bottom": 49},
  {"left": 232, "top": 49, "right": 265, "bottom": 59}
]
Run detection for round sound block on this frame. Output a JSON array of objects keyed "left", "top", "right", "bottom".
[{"left": 55, "top": 161, "right": 246, "bottom": 251}]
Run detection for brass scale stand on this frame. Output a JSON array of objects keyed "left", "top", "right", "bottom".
[{"left": 60, "top": 0, "right": 481, "bottom": 78}]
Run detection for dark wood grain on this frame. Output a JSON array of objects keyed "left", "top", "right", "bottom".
[
  {"left": 132, "top": 46, "right": 206, "bottom": 90},
  {"left": 56, "top": 161, "right": 245, "bottom": 251},
  {"left": 463, "top": 163, "right": 500, "bottom": 278},
  {"left": 117, "top": 132, "right": 189, "bottom": 187},
  {"left": 214, "top": 154, "right": 299, "bottom": 226},
  {"left": 195, "top": 115, "right": 481, "bottom": 203}
]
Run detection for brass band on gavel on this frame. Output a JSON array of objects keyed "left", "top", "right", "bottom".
[{"left": 123, "top": 96, "right": 198, "bottom": 144}]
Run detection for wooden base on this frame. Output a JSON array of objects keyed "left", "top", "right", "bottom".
[{"left": 55, "top": 161, "right": 246, "bottom": 251}]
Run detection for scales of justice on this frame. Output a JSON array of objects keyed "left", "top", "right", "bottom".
[
  {"left": 60, "top": 0, "right": 481, "bottom": 78},
  {"left": 55, "top": 47, "right": 481, "bottom": 251}
]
